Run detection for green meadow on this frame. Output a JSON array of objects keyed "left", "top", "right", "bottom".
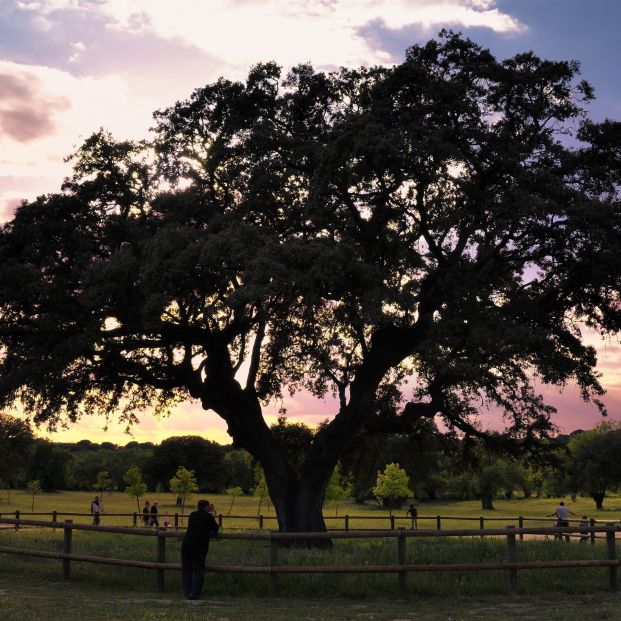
[
  {"left": 2, "top": 489, "right": 621, "bottom": 529},
  {"left": 2, "top": 491, "right": 621, "bottom": 592}
]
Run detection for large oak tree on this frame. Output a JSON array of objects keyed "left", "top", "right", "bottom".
[{"left": 1, "top": 32, "right": 620, "bottom": 532}]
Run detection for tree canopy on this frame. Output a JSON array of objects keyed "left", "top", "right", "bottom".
[
  {"left": 568, "top": 423, "right": 621, "bottom": 509},
  {"left": 0, "top": 32, "right": 620, "bottom": 532},
  {"left": 0, "top": 413, "right": 34, "bottom": 486}
]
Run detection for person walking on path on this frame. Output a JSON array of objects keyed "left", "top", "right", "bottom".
[
  {"left": 579, "top": 515, "right": 590, "bottom": 543},
  {"left": 91, "top": 496, "right": 102, "bottom": 526},
  {"left": 150, "top": 500, "right": 159, "bottom": 527},
  {"left": 142, "top": 500, "right": 151, "bottom": 527},
  {"left": 181, "top": 499, "right": 219, "bottom": 600},
  {"left": 406, "top": 503, "right": 418, "bottom": 529},
  {"left": 547, "top": 501, "right": 575, "bottom": 541}
]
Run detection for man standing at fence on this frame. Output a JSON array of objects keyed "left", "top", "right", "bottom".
[
  {"left": 547, "top": 501, "right": 575, "bottom": 541},
  {"left": 181, "top": 499, "right": 219, "bottom": 600}
]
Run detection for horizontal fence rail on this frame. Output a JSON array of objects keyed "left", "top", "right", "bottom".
[
  {"left": 1, "top": 517, "right": 620, "bottom": 597},
  {"left": 2, "top": 510, "right": 618, "bottom": 536}
]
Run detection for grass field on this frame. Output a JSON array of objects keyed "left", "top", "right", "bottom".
[
  {"left": 3, "top": 489, "right": 621, "bottom": 530},
  {"left": 3, "top": 490, "right": 621, "bottom": 618}
]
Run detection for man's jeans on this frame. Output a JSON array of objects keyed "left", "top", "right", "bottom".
[{"left": 181, "top": 541, "right": 208, "bottom": 598}]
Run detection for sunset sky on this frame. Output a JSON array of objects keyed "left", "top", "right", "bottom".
[{"left": 1, "top": 0, "right": 619, "bottom": 444}]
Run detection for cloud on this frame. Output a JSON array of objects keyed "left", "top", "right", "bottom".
[
  {"left": 0, "top": 72, "right": 69, "bottom": 143},
  {"left": 1, "top": 0, "right": 524, "bottom": 81},
  {"left": 0, "top": 1, "right": 231, "bottom": 95},
  {"left": 0, "top": 58, "right": 164, "bottom": 215}
]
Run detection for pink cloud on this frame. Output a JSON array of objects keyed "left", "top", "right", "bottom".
[{"left": 0, "top": 71, "right": 69, "bottom": 143}]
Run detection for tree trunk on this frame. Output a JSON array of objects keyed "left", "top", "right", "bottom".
[
  {"left": 199, "top": 328, "right": 424, "bottom": 536},
  {"left": 481, "top": 493, "right": 494, "bottom": 510},
  {"left": 593, "top": 492, "right": 605, "bottom": 510}
]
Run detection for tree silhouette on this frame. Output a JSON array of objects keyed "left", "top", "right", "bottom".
[{"left": 1, "top": 32, "right": 620, "bottom": 533}]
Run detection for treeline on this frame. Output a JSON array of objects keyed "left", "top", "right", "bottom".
[
  {"left": 2, "top": 412, "right": 621, "bottom": 510},
  {"left": 0, "top": 414, "right": 254, "bottom": 495}
]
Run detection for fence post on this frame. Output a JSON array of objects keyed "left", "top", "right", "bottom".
[
  {"left": 62, "top": 520, "right": 73, "bottom": 581},
  {"left": 345, "top": 515, "right": 349, "bottom": 531},
  {"left": 518, "top": 516, "right": 524, "bottom": 541},
  {"left": 15, "top": 510, "right": 19, "bottom": 530},
  {"left": 479, "top": 516, "right": 484, "bottom": 538},
  {"left": 436, "top": 515, "right": 441, "bottom": 531},
  {"left": 156, "top": 529, "right": 166, "bottom": 593},
  {"left": 269, "top": 532, "right": 278, "bottom": 596},
  {"left": 174, "top": 513, "right": 179, "bottom": 529},
  {"left": 133, "top": 512, "right": 137, "bottom": 527},
  {"left": 397, "top": 528, "right": 407, "bottom": 599},
  {"left": 606, "top": 524, "right": 617, "bottom": 592},
  {"left": 52, "top": 510, "right": 57, "bottom": 524},
  {"left": 390, "top": 515, "right": 395, "bottom": 530},
  {"left": 218, "top": 513, "right": 223, "bottom": 529},
  {"left": 259, "top": 515, "right": 264, "bottom": 530},
  {"left": 590, "top": 518, "right": 596, "bottom": 545},
  {"left": 506, "top": 525, "right": 518, "bottom": 595}
]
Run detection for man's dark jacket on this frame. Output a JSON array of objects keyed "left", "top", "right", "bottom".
[{"left": 183, "top": 510, "right": 219, "bottom": 550}]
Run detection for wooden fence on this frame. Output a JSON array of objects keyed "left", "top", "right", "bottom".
[
  {"left": 2, "top": 510, "right": 617, "bottom": 537},
  {"left": 0, "top": 516, "right": 619, "bottom": 598}
]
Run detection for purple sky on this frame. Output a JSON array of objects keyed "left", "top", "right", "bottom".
[{"left": 0, "top": 0, "right": 619, "bottom": 443}]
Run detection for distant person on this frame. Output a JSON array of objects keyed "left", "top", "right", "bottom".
[
  {"left": 150, "top": 500, "right": 159, "bottom": 527},
  {"left": 579, "top": 515, "right": 590, "bottom": 544},
  {"left": 547, "top": 501, "right": 575, "bottom": 541},
  {"left": 407, "top": 503, "right": 418, "bottom": 529},
  {"left": 181, "top": 499, "right": 219, "bottom": 600},
  {"left": 91, "top": 496, "right": 102, "bottom": 526},
  {"left": 142, "top": 500, "right": 151, "bottom": 526}
]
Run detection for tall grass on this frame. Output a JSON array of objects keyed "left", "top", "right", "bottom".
[{"left": 0, "top": 526, "right": 612, "bottom": 598}]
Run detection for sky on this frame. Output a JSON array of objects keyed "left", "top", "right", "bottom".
[{"left": 0, "top": 0, "right": 620, "bottom": 444}]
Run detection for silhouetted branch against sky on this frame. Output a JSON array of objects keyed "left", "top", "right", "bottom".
[{"left": 0, "top": 0, "right": 619, "bottom": 442}]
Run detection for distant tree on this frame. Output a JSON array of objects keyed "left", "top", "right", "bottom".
[
  {"left": 26, "top": 479, "right": 41, "bottom": 512},
  {"left": 27, "top": 440, "right": 73, "bottom": 490},
  {"left": 169, "top": 466, "right": 198, "bottom": 515},
  {"left": 373, "top": 463, "right": 411, "bottom": 511},
  {"left": 324, "top": 464, "right": 351, "bottom": 515},
  {"left": 225, "top": 486, "right": 243, "bottom": 515},
  {"left": 123, "top": 466, "right": 147, "bottom": 512},
  {"left": 93, "top": 470, "right": 113, "bottom": 498},
  {"left": 568, "top": 423, "right": 621, "bottom": 510},
  {"left": 341, "top": 412, "right": 445, "bottom": 503},
  {"left": 474, "top": 464, "right": 507, "bottom": 511},
  {"left": 224, "top": 449, "right": 256, "bottom": 494},
  {"left": 253, "top": 469, "right": 270, "bottom": 515},
  {"left": 145, "top": 436, "right": 226, "bottom": 492},
  {"left": 540, "top": 465, "right": 572, "bottom": 499},
  {"left": 0, "top": 414, "right": 34, "bottom": 487}
]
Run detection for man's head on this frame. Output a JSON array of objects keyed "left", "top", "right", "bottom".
[
  {"left": 197, "top": 499, "right": 209, "bottom": 511},
  {"left": 560, "top": 501, "right": 565, "bottom": 506},
  {"left": 94, "top": 496, "right": 99, "bottom": 501}
]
